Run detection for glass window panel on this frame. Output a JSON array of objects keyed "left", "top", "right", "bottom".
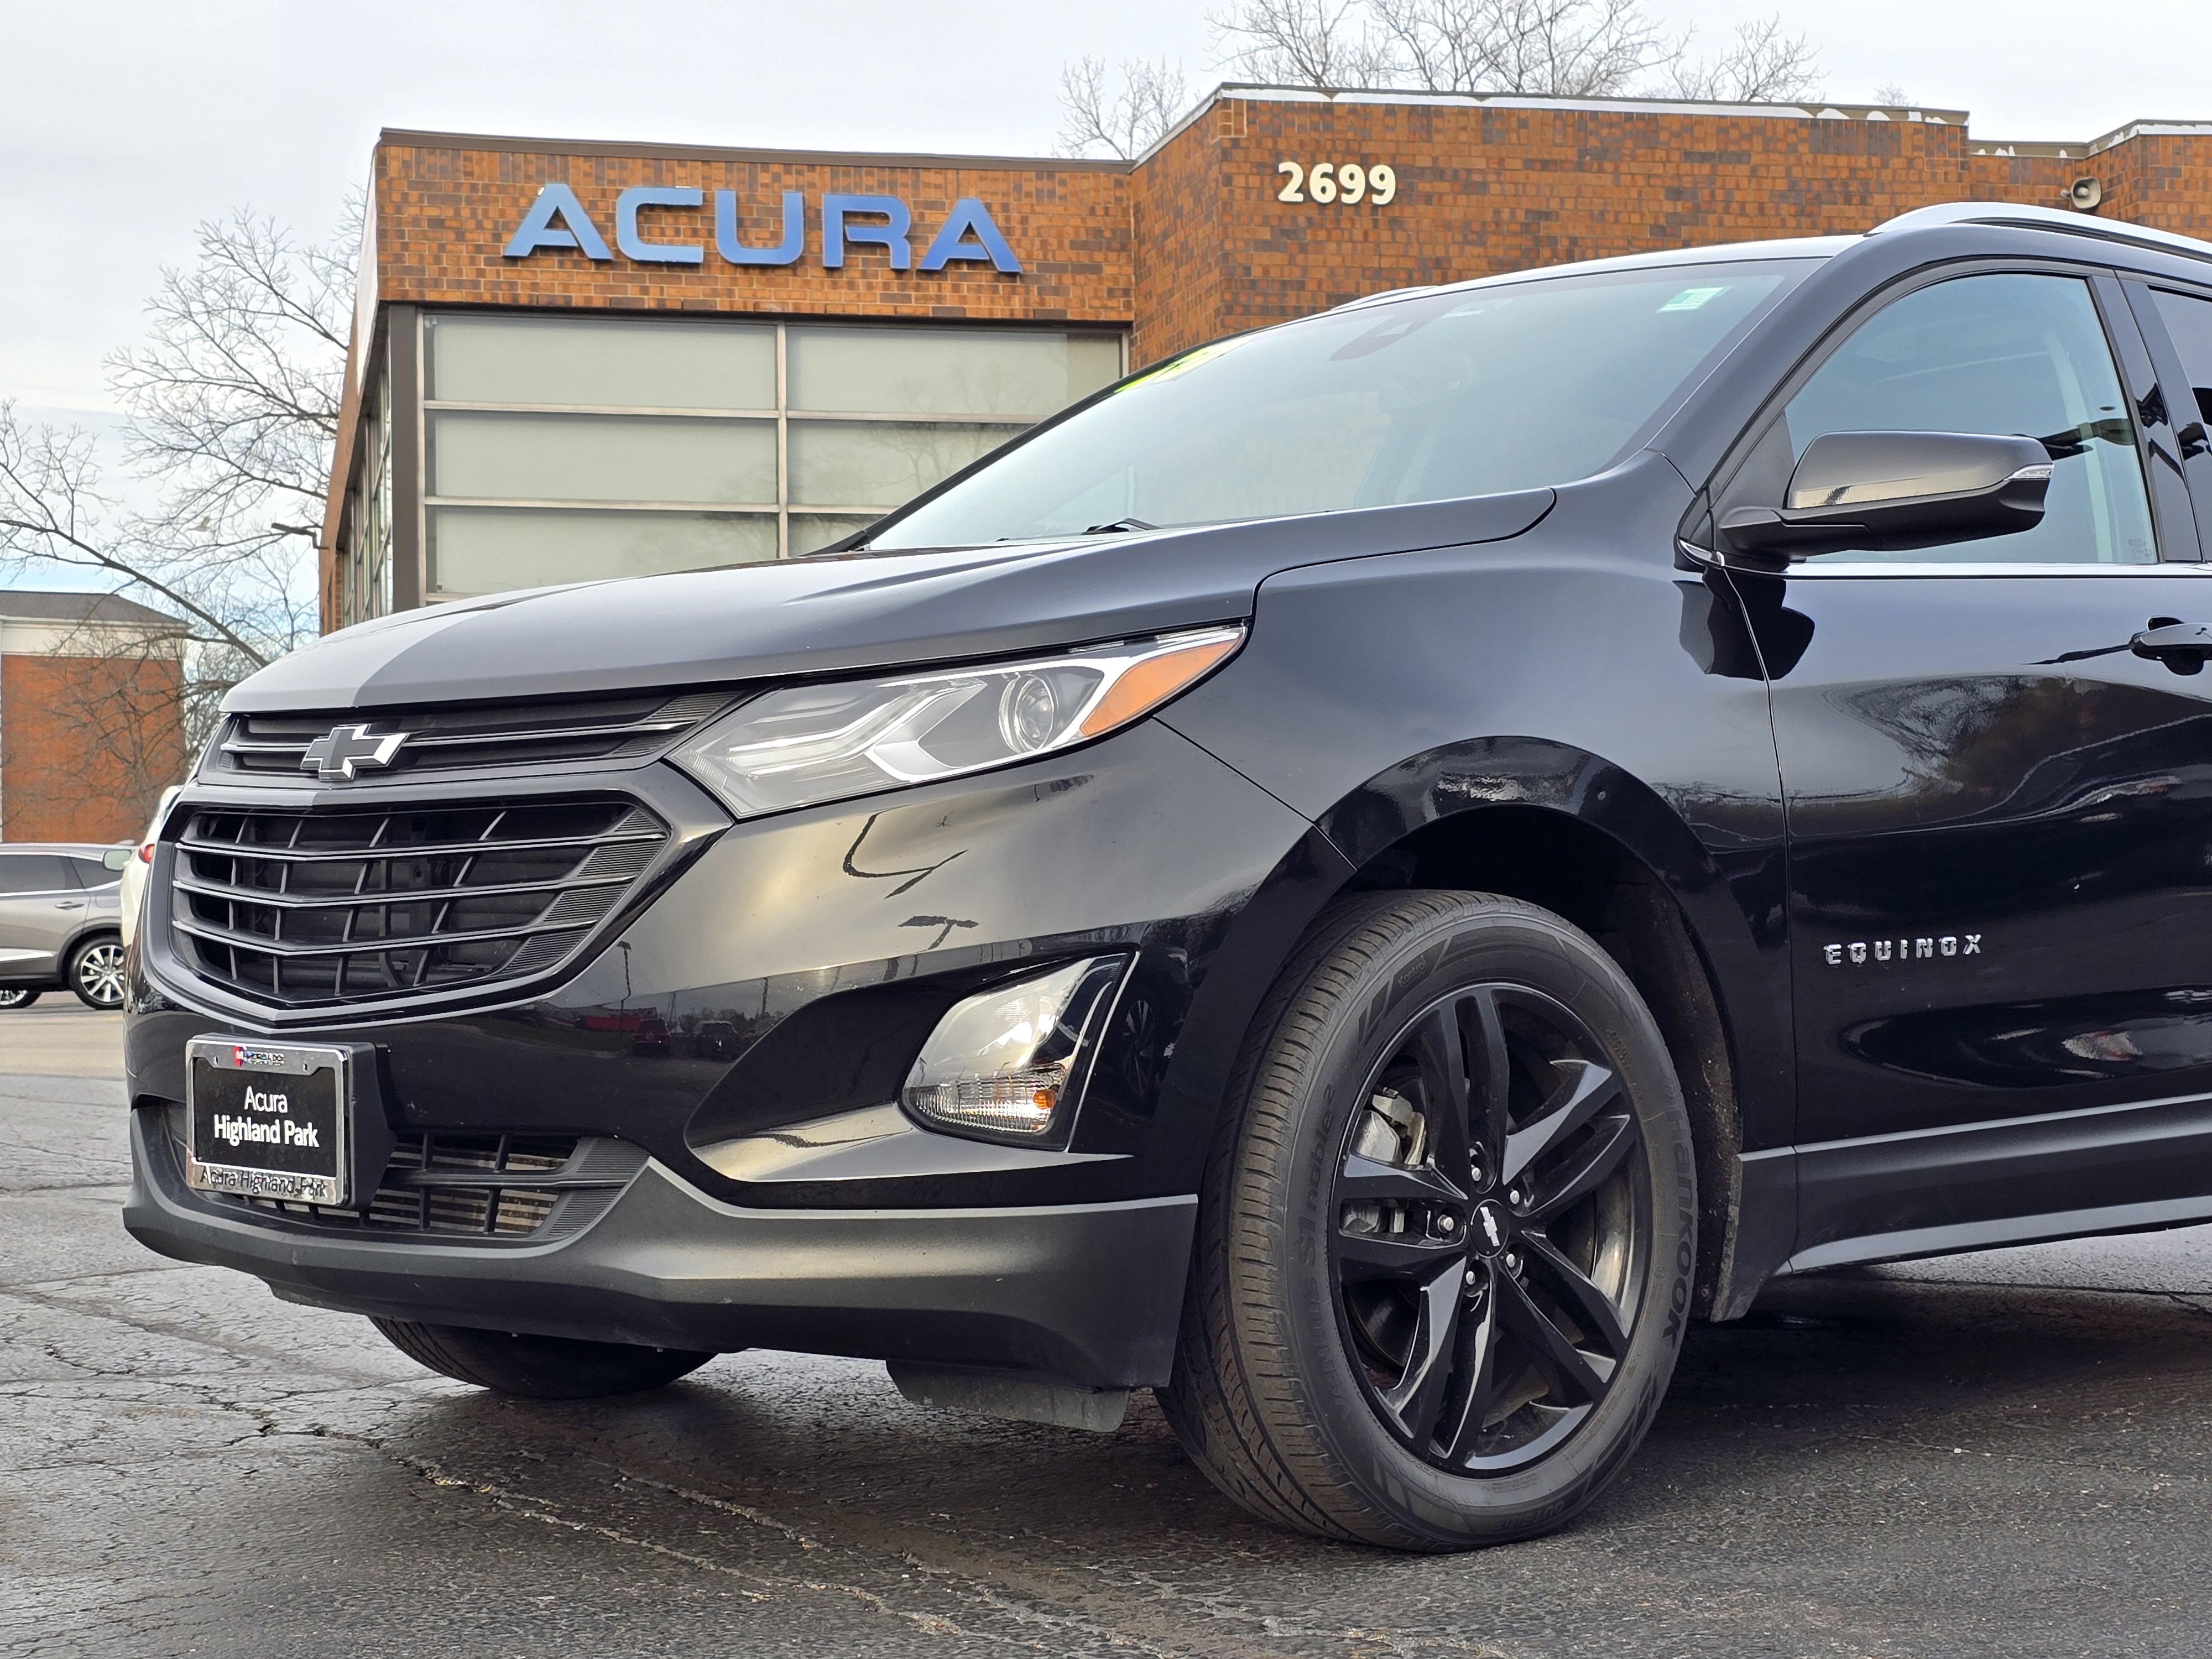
[
  {"left": 429, "top": 508, "right": 778, "bottom": 595},
  {"left": 1786, "top": 274, "right": 2155, "bottom": 564},
  {"left": 430, "top": 412, "right": 776, "bottom": 505},
  {"left": 789, "top": 328, "right": 1118, "bottom": 418},
  {"left": 789, "top": 420, "right": 1018, "bottom": 508},
  {"left": 875, "top": 266, "right": 1797, "bottom": 549},
  {"left": 791, "top": 513, "right": 880, "bottom": 555},
  {"left": 426, "top": 315, "right": 774, "bottom": 410},
  {"left": 2151, "top": 289, "right": 2212, "bottom": 426},
  {"left": 0, "top": 855, "right": 73, "bottom": 894},
  {"left": 1066, "top": 335, "right": 1124, "bottom": 401}
]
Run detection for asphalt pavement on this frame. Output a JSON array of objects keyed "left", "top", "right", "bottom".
[{"left": 11, "top": 1004, "right": 2212, "bottom": 1657}]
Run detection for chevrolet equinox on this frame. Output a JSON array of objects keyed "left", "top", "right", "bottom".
[{"left": 123, "top": 202, "right": 2212, "bottom": 1549}]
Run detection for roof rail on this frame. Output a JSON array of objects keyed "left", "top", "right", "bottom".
[{"left": 1867, "top": 201, "right": 2212, "bottom": 265}]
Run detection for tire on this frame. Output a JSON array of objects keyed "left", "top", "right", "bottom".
[
  {"left": 1158, "top": 891, "right": 1697, "bottom": 1551},
  {"left": 67, "top": 936, "right": 127, "bottom": 1010},
  {"left": 0, "top": 988, "right": 39, "bottom": 1009},
  {"left": 372, "top": 1318, "right": 714, "bottom": 1400}
]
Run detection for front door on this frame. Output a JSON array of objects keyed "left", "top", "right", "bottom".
[
  {"left": 0, "top": 853, "right": 86, "bottom": 979},
  {"left": 1734, "top": 267, "right": 2212, "bottom": 1261}
]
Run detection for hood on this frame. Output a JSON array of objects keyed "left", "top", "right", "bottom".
[{"left": 229, "top": 488, "right": 1553, "bottom": 712}]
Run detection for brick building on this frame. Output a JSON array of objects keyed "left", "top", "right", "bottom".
[
  {"left": 322, "top": 85, "right": 2212, "bottom": 627},
  {"left": 0, "top": 592, "right": 187, "bottom": 844}
]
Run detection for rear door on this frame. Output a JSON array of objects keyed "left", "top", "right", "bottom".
[
  {"left": 66, "top": 853, "right": 126, "bottom": 933},
  {"left": 1723, "top": 264, "right": 2212, "bottom": 1262},
  {"left": 0, "top": 854, "right": 86, "bottom": 978}
]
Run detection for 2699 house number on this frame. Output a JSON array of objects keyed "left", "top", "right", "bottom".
[{"left": 1275, "top": 161, "right": 1400, "bottom": 205}]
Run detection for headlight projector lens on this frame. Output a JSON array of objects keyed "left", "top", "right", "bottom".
[{"left": 998, "top": 672, "right": 1064, "bottom": 753}]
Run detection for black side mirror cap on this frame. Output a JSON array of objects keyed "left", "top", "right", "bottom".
[{"left": 1719, "top": 430, "right": 2054, "bottom": 559}]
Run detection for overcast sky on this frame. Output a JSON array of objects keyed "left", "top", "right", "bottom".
[{"left": 6, "top": 0, "right": 2211, "bottom": 419}]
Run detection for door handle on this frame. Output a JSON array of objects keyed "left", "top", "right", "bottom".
[
  {"left": 54, "top": 900, "right": 84, "bottom": 910},
  {"left": 2131, "top": 620, "right": 2212, "bottom": 673}
]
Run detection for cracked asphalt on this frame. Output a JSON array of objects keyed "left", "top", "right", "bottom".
[{"left": 12, "top": 1003, "right": 2212, "bottom": 1657}]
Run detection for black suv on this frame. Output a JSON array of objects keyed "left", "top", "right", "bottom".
[{"left": 123, "top": 202, "right": 2212, "bottom": 1550}]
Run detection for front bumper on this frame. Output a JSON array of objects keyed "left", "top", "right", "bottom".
[
  {"left": 123, "top": 718, "right": 1343, "bottom": 1383},
  {"left": 129, "top": 721, "right": 1327, "bottom": 1211},
  {"left": 124, "top": 1106, "right": 1197, "bottom": 1386}
]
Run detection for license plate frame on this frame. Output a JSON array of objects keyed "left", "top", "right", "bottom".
[{"left": 185, "top": 1037, "right": 357, "bottom": 1207}]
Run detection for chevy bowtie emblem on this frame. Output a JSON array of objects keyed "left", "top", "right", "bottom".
[{"left": 300, "top": 724, "right": 408, "bottom": 781}]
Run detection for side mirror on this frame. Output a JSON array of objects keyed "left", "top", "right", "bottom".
[{"left": 1719, "top": 430, "right": 2053, "bottom": 558}]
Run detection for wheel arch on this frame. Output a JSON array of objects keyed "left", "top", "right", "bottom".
[
  {"left": 1185, "top": 735, "right": 1774, "bottom": 1322},
  {"left": 66, "top": 922, "right": 123, "bottom": 959}
]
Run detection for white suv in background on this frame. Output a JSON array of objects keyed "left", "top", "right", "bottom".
[{"left": 118, "top": 786, "right": 184, "bottom": 954}]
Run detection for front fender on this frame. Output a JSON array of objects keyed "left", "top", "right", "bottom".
[{"left": 1154, "top": 458, "right": 1792, "bottom": 1152}]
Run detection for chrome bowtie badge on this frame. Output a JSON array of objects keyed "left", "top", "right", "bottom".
[{"left": 300, "top": 724, "right": 408, "bottom": 781}]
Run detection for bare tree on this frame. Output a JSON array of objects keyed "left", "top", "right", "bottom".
[
  {"left": 1208, "top": 0, "right": 1397, "bottom": 90},
  {"left": 1873, "top": 81, "right": 1913, "bottom": 107},
  {"left": 1058, "top": 56, "right": 1194, "bottom": 159},
  {"left": 1188, "top": 0, "right": 1825, "bottom": 100},
  {"left": 108, "top": 203, "right": 356, "bottom": 550},
  {"left": 1369, "top": 0, "right": 1677, "bottom": 96},
  {"left": 0, "top": 406, "right": 318, "bottom": 752},
  {"left": 1, "top": 200, "right": 356, "bottom": 765},
  {"left": 1668, "top": 15, "right": 1821, "bottom": 102}
]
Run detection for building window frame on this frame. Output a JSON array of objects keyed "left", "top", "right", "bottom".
[{"left": 410, "top": 311, "right": 1127, "bottom": 599}]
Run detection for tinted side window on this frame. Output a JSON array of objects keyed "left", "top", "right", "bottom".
[
  {"left": 69, "top": 857, "right": 121, "bottom": 888},
  {"left": 0, "top": 855, "right": 76, "bottom": 894},
  {"left": 1785, "top": 273, "right": 2154, "bottom": 564},
  {"left": 2150, "top": 288, "right": 2212, "bottom": 427}
]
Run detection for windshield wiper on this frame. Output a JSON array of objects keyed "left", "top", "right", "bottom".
[{"left": 1082, "top": 517, "right": 1156, "bottom": 535}]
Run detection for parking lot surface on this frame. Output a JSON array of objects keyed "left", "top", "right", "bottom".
[{"left": 10, "top": 1008, "right": 2212, "bottom": 1657}]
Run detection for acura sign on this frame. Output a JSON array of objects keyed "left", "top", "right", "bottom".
[{"left": 502, "top": 183, "right": 1022, "bottom": 274}]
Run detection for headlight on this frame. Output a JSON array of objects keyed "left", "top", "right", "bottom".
[{"left": 670, "top": 625, "right": 1243, "bottom": 818}]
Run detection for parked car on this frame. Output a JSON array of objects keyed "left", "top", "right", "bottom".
[
  {"left": 120, "top": 201, "right": 2212, "bottom": 1550},
  {"left": 692, "top": 1019, "right": 740, "bottom": 1060},
  {"left": 119, "top": 786, "right": 185, "bottom": 951},
  {"left": 0, "top": 843, "right": 131, "bottom": 1009},
  {"left": 629, "top": 1013, "right": 671, "bottom": 1057}
]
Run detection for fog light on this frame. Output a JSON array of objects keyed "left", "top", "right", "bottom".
[{"left": 901, "top": 956, "right": 1127, "bottom": 1142}]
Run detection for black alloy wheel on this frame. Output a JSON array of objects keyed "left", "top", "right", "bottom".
[
  {"left": 1332, "top": 985, "right": 1644, "bottom": 1474},
  {"left": 69, "top": 938, "right": 128, "bottom": 1010},
  {"left": 1161, "top": 890, "right": 1697, "bottom": 1550},
  {"left": 0, "top": 988, "right": 38, "bottom": 1010}
]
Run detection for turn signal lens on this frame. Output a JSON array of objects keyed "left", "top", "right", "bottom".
[
  {"left": 902, "top": 957, "right": 1128, "bottom": 1144},
  {"left": 1076, "top": 634, "right": 1241, "bottom": 738},
  {"left": 670, "top": 625, "right": 1244, "bottom": 820}
]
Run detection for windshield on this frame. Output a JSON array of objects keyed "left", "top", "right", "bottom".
[{"left": 869, "top": 259, "right": 1808, "bottom": 550}]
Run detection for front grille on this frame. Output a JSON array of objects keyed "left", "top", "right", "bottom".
[
  {"left": 192, "top": 1124, "right": 650, "bottom": 1242},
  {"left": 171, "top": 796, "right": 667, "bottom": 1008},
  {"left": 216, "top": 690, "right": 729, "bottom": 782}
]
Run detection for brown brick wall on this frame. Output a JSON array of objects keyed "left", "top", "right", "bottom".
[
  {"left": 372, "top": 137, "right": 1133, "bottom": 325},
  {"left": 1, "top": 654, "right": 186, "bottom": 844},
  {"left": 325, "top": 103, "right": 2212, "bottom": 622},
  {"left": 363, "top": 105, "right": 2212, "bottom": 380},
  {"left": 1135, "top": 99, "right": 2199, "bottom": 363}
]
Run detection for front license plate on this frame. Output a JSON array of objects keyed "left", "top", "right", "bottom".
[{"left": 185, "top": 1037, "right": 354, "bottom": 1207}]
